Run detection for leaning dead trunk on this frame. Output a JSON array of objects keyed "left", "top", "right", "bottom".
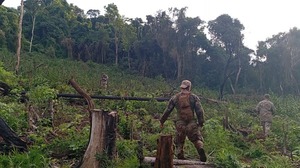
[
  {"left": 29, "top": 15, "right": 36, "bottom": 53},
  {"left": 69, "top": 78, "right": 117, "bottom": 168}
]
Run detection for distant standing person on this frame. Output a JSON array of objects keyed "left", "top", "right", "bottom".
[
  {"left": 255, "top": 94, "right": 276, "bottom": 137},
  {"left": 160, "top": 80, "right": 207, "bottom": 162},
  {"left": 100, "top": 73, "right": 109, "bottom": 90}
]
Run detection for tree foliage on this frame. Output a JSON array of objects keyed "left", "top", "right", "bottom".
[
  {"left": 256, "top": 27, "right": 300, "bottom": 94},
  {"left": 0, "top": 0, "right": 300, "bottom": 96}
]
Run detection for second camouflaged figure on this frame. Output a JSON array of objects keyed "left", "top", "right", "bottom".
[{"left": 255, "top": 94, "right": 276, "bottom": 137}]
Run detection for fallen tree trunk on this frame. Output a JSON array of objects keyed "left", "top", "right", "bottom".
[
  {"left": 69, "top": 78, "right": 117, "bottom": 168},
  {"left": 144, "top": 157, "right": 214, "bottom": 167},
  {"left": 0, "top": 117, "right": 27, "bottom": 153},
  {"left": 58, "top": 93, "right": 170, "bottom": 102},
  {"left": 56, "top": 93, "right": 226, "bottom": 104}
]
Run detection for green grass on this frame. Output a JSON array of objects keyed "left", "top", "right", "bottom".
[{"left": 0, "top": 52, "right": 299, "bottom": 167}]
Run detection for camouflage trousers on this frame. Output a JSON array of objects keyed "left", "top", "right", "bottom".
[
  {"left": 261, "top": 121, "right": 272, "bottom": 137},
  {"left": 174, "top": 120, "right": 204, "bottom": 158}
]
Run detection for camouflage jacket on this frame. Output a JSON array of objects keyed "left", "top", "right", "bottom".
[
  {"left": 255, "top": 99, "right": 276, "bottom": 122},
  {"left": 160, "top": 92, "right": 205, "bottom": 126}
]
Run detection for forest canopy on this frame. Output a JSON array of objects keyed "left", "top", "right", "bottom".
[{"left": 1, "top": 0, "right": 300, "bottom": 97}]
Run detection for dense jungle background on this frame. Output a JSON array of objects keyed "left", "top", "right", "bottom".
[{"left": 0, "top": 0, "right": 300, "bottom": 167}]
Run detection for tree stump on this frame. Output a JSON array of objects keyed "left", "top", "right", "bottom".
[
  {"left": 104, "top": 111, "right": 117, "bottom": 158},
  {"left": 69, "top": 78, "right": 117, "bottom": 168},
  {"left": 154, "top": 135, "right": 173, "bottom": 168},
  {"left": 80, "top": 110, "right": 117, "bottom": 168}
]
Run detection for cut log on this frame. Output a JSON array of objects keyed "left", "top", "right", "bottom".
[
  {"left": 0, "top": 117, "right": 27, "bottom": 152},
  {"left": 144, "top": 157, "right": 214, "bottom": 167}
]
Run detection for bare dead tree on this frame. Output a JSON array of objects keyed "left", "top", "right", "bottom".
[{"left": 15, "top": 0, "right": 24, "bottom": 74}]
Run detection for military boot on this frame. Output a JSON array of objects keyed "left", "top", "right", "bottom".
[
  {"left": 177, "top": 152, "right": 186, "bottom": 160},
  {"left": 176, "top": 144, "right": 186, "bottom": 160},
  {"left": 197, "top": 148, "right": 207, "bottom": 162}
]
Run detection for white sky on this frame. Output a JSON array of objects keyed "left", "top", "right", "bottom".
[{"left": 3, "top": 0, "right": 300, "bottom": 50}]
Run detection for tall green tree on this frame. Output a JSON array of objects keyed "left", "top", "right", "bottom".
[
  {"left": 208, "top": 14, "right": 246, "bottom": 99},
  {"left": 145, "top": 11, "right": 175, "bottom": 78},
  {"left": 256, "top": 28, "right": 300, "bottom": 94},
  {"left": 0, "top": 7, "right": 18, "bottom": 51},
  {"left": 86, "top": 9, "right": 100, "bottom": 30},
  {"left": 121, "top": 21, "right": 137, "bottom": 69},
  {"left": 104, "top": 3, "right": 123, "bottom": 66},
  {"left": 172, "top": 7, "right": 205, "bottom": 80}
]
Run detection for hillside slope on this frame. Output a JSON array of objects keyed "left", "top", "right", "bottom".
[{"left": 0, "top": 52, "right": 299, "bottom": 167}]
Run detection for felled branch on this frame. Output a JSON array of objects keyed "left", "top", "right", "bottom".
[{"left": 68, "top": 78, "right": 94, "bottom": 111}]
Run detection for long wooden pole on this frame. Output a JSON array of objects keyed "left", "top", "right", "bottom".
[
  {"left": 57, "top": 93, "right": 169, "bottom": 102},
  {"left": 56, "top": 93, "right": 225, "bottom": 104}
]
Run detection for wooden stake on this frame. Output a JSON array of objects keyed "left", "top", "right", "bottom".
[{"left": 154, "top": 135, "right": 173, "bottom": 168}]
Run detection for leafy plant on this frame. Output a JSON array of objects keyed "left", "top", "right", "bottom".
[
  {"left": 0, "top": 148, "right": 49, "bottom": 168},
  {"left": 116, "top": 140, "right": 138, "bottom": 159},
  {"left": 214, "top": 149, "right": 242, "bottom": 168},
  {"left": 27, "top": 85, "right": 58, "bottom": 104},
  {"left": 250, "top": 155, "right": 293, "bottom": 168},
  {"left": 0, "top": 102, "right": 28, "bottom": 132},
  {"left": 0, "top": 61, "right": 18, "bottom": 87}
]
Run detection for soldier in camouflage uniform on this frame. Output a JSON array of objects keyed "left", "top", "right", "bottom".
[
  {"left": 255, "top": 94, "right": 276, "bottom": 137},
  {"left": 160, "top": 80, "right": 207, "bottom": 162}
]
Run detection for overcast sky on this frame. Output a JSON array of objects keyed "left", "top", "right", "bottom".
[{"left": 3, "top": 0, "right": 300, "bottom": 50}]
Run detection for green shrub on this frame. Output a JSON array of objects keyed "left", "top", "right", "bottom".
[
  {"left": 250, "top": 155, "right": 293, "bottom": 168},
  {"left": 244, "top": 143, "right": 266, "bottom": 159},
  {"left": 47, "top": 125, "right": 89, "bottom": 158},
  {"left": 116, "top": 140, "right": 138, "bottom": 159},
  {"left": 115, "top": 156, "right": 140, "bottom": 168},
  {"left": 27, "top": 85, "right": 58, "bottom": 104},
  {"left": 96, "top": 153, "right": 115, "bottom": 168},
  {"left": 0, "top": 102, "right": 28, "bottom": 132},
  {"left": 0, "top": 148, "right": 50, "bottom": 168},
  {"left": 214, "top": 149, "right": 242, "bottom": 168},
  {"left": 203, "top": 119, "right": 237, "bottom": 153},
  {"left": 0, "top": 61, "right": 18, "bottom": 87}
]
